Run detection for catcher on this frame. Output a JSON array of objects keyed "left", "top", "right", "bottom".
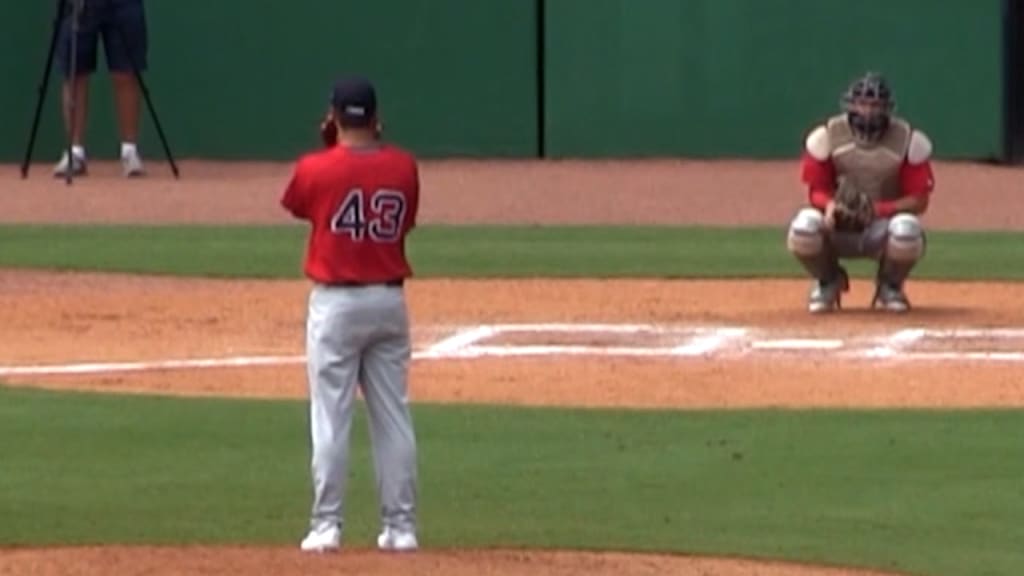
[{"left": 786, "top": 72, "right": 935, "bottom": 313}]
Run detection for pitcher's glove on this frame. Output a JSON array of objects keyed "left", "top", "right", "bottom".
[
  {"left": 831, "top": 181, "right": 875, "bottom": 232},
  {"left": 320, "top": 111, "right": 338, "bottom": 148},
  {"left": 319, "top": 111, "right": 383, "bottom": 147}
]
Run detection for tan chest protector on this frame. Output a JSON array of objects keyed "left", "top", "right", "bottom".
[{"left": 826, "top": 114, "right": 911, "bottom": 202}]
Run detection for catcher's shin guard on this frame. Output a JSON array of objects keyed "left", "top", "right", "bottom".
[
  {"left": 787, "top": 208, "right": 841, "bottom": 280},
  {"left": 878, "top": 214, "right": 925, "bottom": 286}
]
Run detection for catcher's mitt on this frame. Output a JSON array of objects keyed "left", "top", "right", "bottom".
[{"left": 831, "top": 180, "right": 875, "bottom": 232}]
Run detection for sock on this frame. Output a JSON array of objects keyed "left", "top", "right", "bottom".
[
  {"left": 71, "top": 145, "right": 86, "bottom": 159},
  {"left": 121, "top": 142, "right": 137, "bottom": 157}
]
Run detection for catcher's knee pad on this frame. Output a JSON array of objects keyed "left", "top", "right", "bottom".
[
  {"left": 787, "top": 208, "right": 825, "bottom": 256},
  {"left": 885, "top": 214, "right": 925, "bottom": 262}
]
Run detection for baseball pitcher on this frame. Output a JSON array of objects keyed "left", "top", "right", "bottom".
[
  {"left": 786, "top": 72, "right": 935, "bottom": 313},
  {"left": 282, "top": 77, "right": 420, "bottom": 553}
]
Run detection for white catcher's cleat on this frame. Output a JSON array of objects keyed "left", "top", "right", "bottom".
[
  {"left": 808, "top": 267, "right": 850, "bottom": 314},
  {"left": 808, "top": 282, "right": 838, "bottom": 313},
  {"left": 377, "top": 526, "right": 418, "bottom": 552},
  {"left": 300, "top": 523, "right": 341, "bottom": 553},
  {"left": 873, "top": 283, "right": 910, "bottom": 313}
]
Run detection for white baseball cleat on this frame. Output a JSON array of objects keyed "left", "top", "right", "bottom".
[
  {"left": 808, "top": 283, "right": 839, "bottom": 313},
  {"left": 873, "top": 283, "right": 910, "bottom": 313},
  {"left": 377, "top": 526, "right": 418, "bottom": 552},
  {"left": 300, "top": 523, "right": 341, "bottom": 552},
  {"left": 807, "top": 267, "right": 850, "bottom": 314}
]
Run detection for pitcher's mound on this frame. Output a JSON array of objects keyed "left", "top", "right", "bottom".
[{"left": 0, "top": 547, "right": 907, "bottom": 576}]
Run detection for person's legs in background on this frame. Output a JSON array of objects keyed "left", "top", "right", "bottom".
[
  {"left": 103, "top": 0, "right": 148, "bottom": 177},
  {"left": 54, "top": 1, "right": 101, "bottom": 177}
]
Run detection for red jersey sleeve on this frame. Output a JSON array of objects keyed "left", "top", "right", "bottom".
[
  {"left": 800, "top": 152, "right": 835, "bottom": 210},
  {"left": 899, "top": 159, "right": 935, "bottom": 198},
  {"left": 281, "top": 157, "right": 313, "bottom": 219},
  {"left": 800, "top": 152, "right": 835, "bottom": 190},
  {"left": 872, "top": 159, "right": 934, "bottom": 218}
]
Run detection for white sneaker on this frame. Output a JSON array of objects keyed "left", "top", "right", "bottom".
[
  {"left": 53, "top": 150, "right": 87, "bottom": 177},
  {"left": 376, "top": 526, "right": 418, "bottom": 552},
  {"left": 121, "top": 148, "right": 145, "bottom": 177},
  {"left": 299, "top": 523, "right": 341, "bottom": 552}
]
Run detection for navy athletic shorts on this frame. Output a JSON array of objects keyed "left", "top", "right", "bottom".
[{"left": 57, "top": 0, "right": 148, "bottom": 77}]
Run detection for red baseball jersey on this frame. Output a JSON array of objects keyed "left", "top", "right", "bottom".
[
  {"left": 281, "top": 144, "right": 419, "bottom": 284},
  {"left": 798, "top": 116, "right": 935, "bottom": 219}
]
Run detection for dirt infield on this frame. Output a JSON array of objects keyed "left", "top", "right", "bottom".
[
  {"left": 2, "top": 159, "right": 1023, "bottom": 575},
  {"left": 4, "top": 159, "right": 1024, "bottom": 228},
  {"left": 3, "top": 273, "right": 1023, "bottom": 409}
]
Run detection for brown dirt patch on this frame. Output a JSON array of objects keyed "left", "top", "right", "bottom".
[
  {"left": 4, "top": 159, "right": 1023, "bottom": 575},
  {"left": 4, "top": 159, "right": 1024, "bottom": 229},
  {"left": 2, "top": 272, "right": 1022, "bottom": 409},
  {"left": 0, "top": 547, "right": 904, "bottom": 576}
]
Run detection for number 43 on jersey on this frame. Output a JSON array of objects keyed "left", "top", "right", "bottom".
[{"left": 331, "top": 188, "right": 407, "bottom": 242}]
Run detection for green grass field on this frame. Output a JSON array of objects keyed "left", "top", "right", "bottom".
[
  {"left": 2, "top": 387, "right": 1023, "bottom": 576},
  {"left": 2, "top": 224, "right": 1024, "bottom": 576},
  {"left": 0, "top": 224, "right": 1022, "bottom": 279}
]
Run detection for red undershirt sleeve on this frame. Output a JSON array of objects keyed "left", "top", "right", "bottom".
[{"left": 800, "top": 153, "right": 835, "bottom": 211}]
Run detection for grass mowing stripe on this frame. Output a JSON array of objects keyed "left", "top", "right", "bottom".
[
  {"left": 0, "top": 224, "right": 1022, "bottom": 279},
  {"left": 0, "top": 225, "right": 307, "bottom": 279},
  {"left": 1, "top": 386, "right": 1023, "bottom": 576}
]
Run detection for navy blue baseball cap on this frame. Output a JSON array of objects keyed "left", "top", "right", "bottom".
[{"left": 331, "top": 76, "right": 377, "bottom": 127}]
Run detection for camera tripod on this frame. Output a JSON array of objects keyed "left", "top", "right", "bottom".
[{"left": 21, "top": 0, "right": 180, "bottom": 184}]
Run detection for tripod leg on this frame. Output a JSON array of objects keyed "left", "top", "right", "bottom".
[
  {"left": 134, "top": 70, "right": 180, "bottom": 179},
  {"left": 65, "top": 0, "right": 81, "bottom": 186},
  {"left": 21, "top": 0, "right": 69, "bottom": 179},
  {"left": 107, "top": 11, "right": 180, "bottom": 179}
]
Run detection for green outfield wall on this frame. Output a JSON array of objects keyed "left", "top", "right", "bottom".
[
  {"left": 1, "top": 0, "right": 538, "bottom": 162},
  {"left": 0, "top": 1, "right": 1008, "bottom": 162},
  {"left": 543, "top": 0, "right": 1004, "bottom": 159}
]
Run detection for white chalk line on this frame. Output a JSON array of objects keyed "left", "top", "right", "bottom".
[
  {"left": 419, "top": 326, "right": 496, "bottom": 358},
  {"left": 861, "top": 328, "right": 927, "bottom": 359},
  {"left": 3, "top": 323, "right": 1024, "bottom": 377},
  {"left": 921, "top": 328, "right": 1024, "bottom": 339},
  {"left": 672, "top": 328, "right": 749, "bottom": 356},
  {"left": 442, "top": 345, "right": 681, "bottom": 358},
  {"left": 0, "top": 346, "right": 476, "bottom": 378},
  {"left": 751, "top": 339, "right": 845, "bottom": 350},
  {"left": 489, "top": 323, "right": 669, "bottom": 334},
  {"left": 910, "top": 351, "right": 1024, "bottom": 362},
  {"left": 0, "top": 355, "right": 306, "bottom": 377}
]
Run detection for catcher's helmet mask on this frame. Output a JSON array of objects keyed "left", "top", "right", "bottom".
[{"left": 841, "top": 72, "right": 895, "bottom": 144}]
